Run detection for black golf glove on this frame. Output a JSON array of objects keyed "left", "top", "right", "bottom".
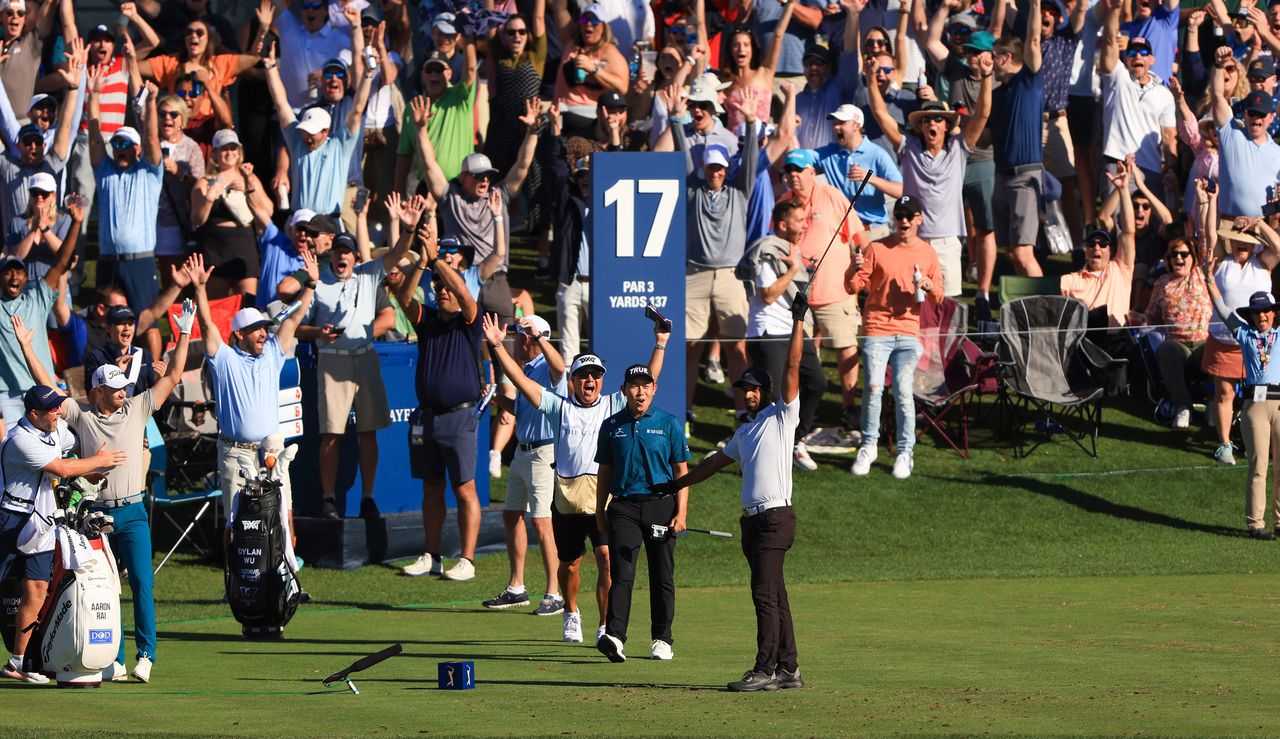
[{"left": 791, "top": 291, "right": 810, "bottom": 323}]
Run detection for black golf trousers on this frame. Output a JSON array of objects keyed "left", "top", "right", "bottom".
[
  {"left": 605, "top": 495, "right": 677, "bottom": 645},
  {"left": 741, "top": 505, "right": 798, "bottom": 674}
]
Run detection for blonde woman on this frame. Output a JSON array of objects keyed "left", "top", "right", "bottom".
[
  {"left": 191, "top": 129, "right": 271, "bottom": 302},
  {"left": 552, "top": 0, "right": 629, "bottom": 136},
  {"left": 156, "top": 95, "right": 205, "bottom": 283}
]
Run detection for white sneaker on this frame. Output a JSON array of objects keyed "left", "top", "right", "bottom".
[
  {"left": 2, "top": 662, "right": 49, "bottom": 684},
  {"left": 443, "top": 558, "right": 476, "bottom": 581},
  {"left": 650, "top": 639, "right": 673, "bottom": 660},
  {"left": 562, "top": 611, "right": 583, "bottom": 643},
  {"left": 102, "top": 661, "right": 129, "bottom": 682},
  {"left": 596, "top": 625, "right": 607, "bottom": 642},
  {"left": 1173, "top": 408, "right": 1191, "bottom": 429},
  {"left": 596, "top": 632, "right": 626, "bottom": 662},
  {"left": 489, "top": 449, "right": 502, "bottom": 478},
  {"left": 703, "top": 358, "right": 726, "bottom": 384},
  {"left": 892, "top": 451, "right": 913, "bottom": 480},
  {"left": 131, "top": 656, "right": 152, "bottom": 683},
  {"left": 851, "top": 446, "right": 877, "bottom": 476},
  {"left": 402, "top": 553, "right": 443, "bottom": 577},
  {"left": 792, "top": 443, "right": 818, "bottom": 472}
]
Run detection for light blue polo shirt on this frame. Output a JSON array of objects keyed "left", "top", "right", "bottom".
[
  {"left": 816, "top": 138, "right": 903, "bottom": 227},
  {"left": 594, "top": 407, "right": 690, "bottom": 497},
  {"left": 0, "top": 279, "right": 56, "bottom": 395},
  {"left": 1218, "top": 120, "right": 1280, "bottom": 218},
  {"left": 284, "top": 119, "right": 359, "bottom": 215},
  {"left": 95, "top": 158, "right": 163, "bottom": 257},
  {"left": 1237, "top": 325, "right": 1280, "bottom": 386},
  {"left": 208, "top": 335, "right": 286, "bottom": 442},
  {"left": 514, "top": 354, "right": 566, "bottom": 444}
]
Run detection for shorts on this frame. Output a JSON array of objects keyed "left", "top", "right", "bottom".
[
  {"left": 810, "top": 297, "right": 861, "bottom": 350},
  {"left": 928, "top": 235, "right": 964, "bottom": 297},
  {"left": 0, "top": 507, "right": 30, "bottom": 581},
  {"left": 98, "top": 255, "right": 160, "bottom": 315},
  {"left": 504, "top": 443, "right": 555, "bottom": 518},
  {"left": 962, "top": 159, "right": 995, "bottom": 232},
  {"left": 1041, "top": 114, "right": 1075, "bottom": 180},
  {"left": 1066, "top": 95, "right": 1100, "bottom": 150},
  {"left": 686, "top": 266, "right": 749, "bottom": 340},
  {"left": 552, "top": 503, "right": 605, "bottom": 562},
  {"left": 21, "top": 549, "right": 52, "bottom": 581},
  {"left": 155, "top": 224, "right": 188, "bottom": 257},
  {"left": 992, "top": 167, "right": 1042, "bottom": 250},
  {"left": 409, "top": 406, "right": 479, "bottom": 484},
  {"left": 1201, "top": 335, "right": 1245, "bottom": 379},
  {"left": 317, "top": 350, "right": 391, "bottom": 434},
  {"left": 198, "top": 224, "right": 261, "bottom": 285}
]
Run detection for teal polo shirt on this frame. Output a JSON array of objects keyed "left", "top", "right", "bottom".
[{"left": 594, "top": 407, "right": 691, "bottom": 497}]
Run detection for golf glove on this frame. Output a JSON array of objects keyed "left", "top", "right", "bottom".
[{"left": 176, "top": 299, "right": 196, "bottom": 335}]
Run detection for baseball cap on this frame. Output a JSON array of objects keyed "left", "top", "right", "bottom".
[
  {"left": 703, "top": 143, "right": 730, "bottom": 168},
  {"left": 1245, "top": 90, "right": 1275, "bottom": 115},
  {"left": 894, "top": 195, "right": 924, "bottom": 217},
  {"left": 523, "top": 315, "right": 552, "bottom": 338},
  {"left": 827, "top": 104, "right": 865, "bottom": 126},
  {"left": 802, "top": 43, "right": 831, "bottom": 65},
  {"left": 961, "top": 30, "right": 996, "bottom": 53},
  {"left": 288, "top": 208, "right": 318, "bottom": 228},
  {"left": 783, "top": 149, "right": 819, "bottom": 169},
  {"left": 332, "top": 233, "right": 358, "bottom": 252},
  {"left": 296, "top": 107, "right": 332, "bottom": 136},
  {"left": 433, "top": 12, "right": 458, "bottom": 34},
  {"left": 26, "top": 172, "right": 56, "bottom": 193},
  {"left": 27, "top": 93, "right": 53, "bottom": 112},
  {"left": 623, "top": 363, "right": 654, "bottom": 384},
  {"left": 211, "top": 128, "right": 242, "bottom": 149},
  {"left": 88, "top": 24, "right": 114, "bottom": 41},
  {"left": 1127, "top": 36, "right": 1153, "bottom": 54},
  {"left": 733, "top": 366, "right": 773, "bottom": 389},
  {"left": 105, "top": 305, "right": 137, "bottom": 324},
  {"left": 111, "top": 126, "right": 141, "bottom": 147},
  {"left": 580, "top": 3, "right": 604, "bottom": 19},
  {"left": 570, "top": 353, "right": 606, "bottom": 376},
  {"left": 16, "top": 123, "right": 41, "bottom": 145},
  {"left": 0, "top": 255, "right": 24, "bottom": 272},
  {"left": 423, "top": 50, "right": 450, "bottom": 71},
  {"left": 1252, "top": 57, "right": 1278, "bottom": 78},
  {"left": 598, "top": 91, "right": 626, "bottom": 109},
  {"left": 1083, "top": 228, "right": 1113, "bottom": 247},
  {"left": 306, "top": 214, "right": 339, "bottom": 234},
  {"left": 461, "top": 152, "right": 499, "bottom": 176},
  {"left": 23, "top": 385, "right": 63, "bottom": 412},
  {"left": 322, "top": 57, "right": 348, "bottom": 74},
  {"left": 573, "top": 155, "right": 591, "bottom": 173},
  {"left": 90, "top": 364, "right": 132, "bottom": 391},
  {"left": 231, "top": 307, "right": 273, "bottom": 333},
  {"left": 947, "top": 13, "right": 978, "bottom": 32}
]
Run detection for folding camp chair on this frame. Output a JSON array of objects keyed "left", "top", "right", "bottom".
[
  {"left": 998, "top": 275, "right": 1062, "bottom": 306},
  {"left": 146, "top": 418, "right": 222, "bottom": 573},
  {"left": 913, "top": 298, "right": 998, "bottom": 459},
  {"left": 995, "top": 295, "right": 1127, "bottom": 458}
]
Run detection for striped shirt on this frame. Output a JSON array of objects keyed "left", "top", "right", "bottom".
[{"left": 81, "top": 56, "right": 129, "bottom": 138}]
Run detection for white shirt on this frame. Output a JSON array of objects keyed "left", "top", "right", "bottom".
[
  {"left": 538, "top": 390, "right": 627, "bottom": 478},
  {"left": 596, "top": 0, "right": 655, "bottom": 56},
  {"left": 275, "top": 11, "right": 355, "bottom": 112},
  {"left": 363, "top": 51, "right": 404, "bottom": 129},
  {"left": 0, "top": 417, "right": 76, "bottom": 554},
  {"left": 1211, "top": 256, "right": 1272, "bottom": 344},
  {"left": 1101, "top": 66, "right": 1175, "bottom": 174},
  {"left": 748, "top": 261, "right": 793, "bottom": 338},
  {"left": 1068, "top": 2, "right": 1103, "bottom": 98},
  {"left": 721, "top": 396, "right": 799, "bottom": 508}
]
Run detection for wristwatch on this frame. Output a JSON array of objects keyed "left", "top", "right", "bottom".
[{"left": 303, "top": 277, "right": 318, "bottom": 290}]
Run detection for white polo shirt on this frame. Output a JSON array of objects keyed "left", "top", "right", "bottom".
[
  {"left": 1101, "top": 66, "right": 1175, "bottom": 175},
  {"left": 721, "top": 396, "right": 799, "bottom": 508},
  {"left": 538, "top": 390, "right": 627, "bottom": 479},
  {"left": 0, "top": 417, "right": 76, "bottom": 554}
]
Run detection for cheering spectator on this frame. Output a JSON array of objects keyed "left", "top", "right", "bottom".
[
  {"left": 654, "top": 75, "right": 739, "bottom": 170},
  {"left": 723, "top": 3, "right": 792, "bottom": 132},
  {"left": 0, "top": 0, "right": 69, "bottom": 116},
  {"left": 0, "top": 74, "right": 80, "bottom": 249},
  {"left": 1211, "top": 48, "right": 1280, "bottom": 219},
  {"left": 1037, "top": 0, "right": 1086, "bottom": 243},
  {"left": 1143, "top": 238, "right": 1211, "bottom": 429},
  {"left": 546, "top": 129, "right": 591, "bottom": 364},
  {"left": 1120, "top": 0, "right": 1179, "bottom": 83},
  {"left": 485, "top": 0, "right": 548, "bottom": 234},
  {"left": 748, "top": 0, "right": 821, "bottom": 90},
  {"left": 155, "top": 95, "right": 205, "bottom": 282},
  {"left": 395, "top": 41, "right": 477, "bottom": 191},
  {"left": 270, "top": 0, "right": 354, "bottom": 111},
  {"left": 854, "top": 49, "right": 918, "bottom": 160},
  {"left": 7, "top": 173, "right": 70, "bottom": 280},
  {"left": 137, "top": 0, "right": 239, "bottom": 55},
  {"left": 1097, "top": 161, "right": 1171, "bottom": 307},
  {"left": 0, "top": 36, "right": 85, "bottom": 157},
  {"left": 1168, "top": 75, "right": 1218, "bottom": 226},
  {"left": 552, "top": 1, "right": 629, "bottom": 136},
  {"left": 358, "top": 12, "right": 402, "bottom": 223},
  {"left": 816, "top": 104, "right": 903, "bottom": 241},
  {"left": 591, "top": 0, "right": 655, "bottom": 55},
  {"left": 191, "top": 129, "right": 271, "bottom": 302},
  {"left": 793, "top": 2, "right": 859, "bottom": 150}
]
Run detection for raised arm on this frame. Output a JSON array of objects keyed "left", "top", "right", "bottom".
[
  {"left": 1254, "top": 218, "right": 1280, "bottom": 271},
  {"left": 1133, "top": 168, "right": 1173, "bottom": 226},
  {"left": 1210, "top": 46, "right": 1233, "bottom": 128},
  {"left": 481, "top": 313, "right": 548, "bottom": 406},
  {"left": 551, "top": 0, "right": 574, "bottom": 45},
  {"left": 924, "top": 0, "right": 956, "bottom": 68},
  {"left": 503, "top": 99, "right": 543, "bottom": 193},
  {"left": 647, "top": 319, "right": 671, "bottom": 381},
  {"left": 276, "top": 249, "right": 318, "bottom": 352},
  {"left": 782, "top": 293, "right": 808, "bottom": 403},
  {"left": 43, "top": 198, "right": 83, "bottom": 289},
  {"left": 151, "top": 300, "right": 195, "bottom": 404},
  {"left": 765, "top": 81, "right": 798, "bottom": 164},
  {"left": 122, "top": 2, "right": 161, "bottom": 58},
  {"left": 410, "top": 96, "right": 450, "bottom": 201},
  {"left": 141, "top": 81, "right": 161, "bottom": 165},
  {"left": 867, "top": 66, "right": 903, "bottom": 150},
  {"left": 1106, "top": 159, "right": 1136, "bottom": 273},
  {"left": 187, "top": 254, "right": 222, "bottom": 356},
  {"left": 1098, "top": 0, "right": 1121, "bottom": 75},
  {"left": 263, "top": 46, "right": 297, "bottom": 128},
  {"left": 86, "top": 68, "right": 106, "bottom": 168},
  {"left": 137, "top": 263, "right": 192, "bottom": 334},
  {"left": 962, "top": 59, "right": 993, "bottom": 148},
  {"left": 1025, "top": 0, "right": 1042, "bottom": 72},
  {"left": 395, "top": 219, "right": 435, "bottom": 315},
  {"left": 479, "top": 190, "right": 507, "bottom": 281},
  {"left": 10, "top": 315, "right": 55, "bottom": 389},
  {"left": 760, "top": 1, "right": 795, "bottom": 84}
]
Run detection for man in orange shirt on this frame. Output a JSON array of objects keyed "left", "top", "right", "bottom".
[
  {"left": 779, "top": 148, "right": 867, "bottom": 429},
  {"left": 844, "top": 196, "right": 943, "bottom": 480}
]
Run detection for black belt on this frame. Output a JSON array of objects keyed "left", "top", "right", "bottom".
[
  {"left": 2, "top": 491, "right": 33, "bottom": 507},
  {"left": 517, "top": 440, "right": 553, "bottom": 452},
  {"left": 100, "top": 251, "right": 155, "bottom": 262},
  {"left": 619, "top": 491, "right": 673, "bottom": 502},
  {"left": 218, "top": 436, "right": 258, "bottom": 450},
  {"left": 996, "top": 163, "right": 1043, "bottom": 177},
  {"left": 427, "top": 401, "right": 475, "bottom": 415},
  {"left": 575, "top": 275, "right": 589, "bottom": 283}
]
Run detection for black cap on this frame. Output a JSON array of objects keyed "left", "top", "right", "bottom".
[
  {"left": 598, "top": 91, "right": 626, "bottom": 109},
  {"left": 88, "top": 24, "right": 114, "bottom": 41},
  {"left": 105, "top": 305, "right": 137, "bottom": 324},
  {"left": 423, "top": 50, "right": 449, "bottom": 71},
  {"left": 1244, "top": 89, "right": 1275, "bottom": 115},
  {"left": 1127, "top": 35, "right": 1153, "bottom": 53},
  {"left": 893, "top": 195, "right": 923, "bottom": 217},
  {"left": 623, "top": 364, "right": 655, "bottom": 384},
  {"left": 802, "top": 43, "right": 832, "bottom": 64},
  {"left": 1083, "top": 228, "right": 1113, "bottom": 247},
  {"left": 23, "top": 385, "right": 63, "bottom": 412},
  {"left": 332, "top": 233, "right": 358, "bottom": 252},
  {"left": 307, "top": 214, "right": 339, "bottom": 234},
  {"left": 733, "top": 367, "right": 773, "bottom": 389}
]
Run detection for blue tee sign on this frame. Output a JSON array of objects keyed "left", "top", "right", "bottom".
[{"left": 591, "top": 152, "right": 686, "bottom": 421}]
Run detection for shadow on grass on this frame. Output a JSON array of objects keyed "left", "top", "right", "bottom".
[
  {"left": 977, "top": 473, "right": 1243, "bottom": 537},
  {"left": 234, "top": 676, "right": 725, "bottom": 691},
  {"left": 158, "top": 631, "right": 570, "bottom": 648},
  {"left": 229, "top": 650, "right": 602, "bottom": 665}
]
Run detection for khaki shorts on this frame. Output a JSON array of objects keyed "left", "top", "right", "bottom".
[
  {"left": 686, "top": 266, "right": 749, "bottom": 340},
  {"left": 317, "top": 349, "right": 392, "bottom": 434},
  {"left": 928, "top": 235, "right": 964, "bottom": 297},
  {"left": 505, "top": 443, "right": 555, "bottom": 518},
  {"left": 1042, "top": 113, "right": 1076, "bottom": 181},
  {"left": 811, "top": 297, "right": 861, "bottom": 350}
]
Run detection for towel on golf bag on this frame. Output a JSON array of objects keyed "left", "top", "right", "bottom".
[
  {"left": 28, "top": 528, "right": 121, "bottom": 676},
  {"left": 225, "top": 442, "right": 300, "bottom": 631}
]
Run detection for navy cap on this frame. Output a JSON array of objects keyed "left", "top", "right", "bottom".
[
  {"left": 733, "top": 366, "right": 773, "bottom": 389},
  {"left": 1244, "top": 89, "right": 1275, "bottom": 115},
  {"left": 23, "top": 385, "right": 63, "bottom": 412},
  {"left": 1251, "top": 56, "right": 1278, "bottom": 78},
  {"left": 623, "top": 363, "right": 655, "bottom": 384},
  {"left": 332, "top": 233, "right": 358, "bottom": 252},
  {"left": 17, "top": 123, "right": 41, "bottom": 143},
  {"left": 0, "top": 254, "right": 24, "bottom": 272},
  {"left": 105, "top": 305, "right": 137, "bottom": 324},
  {"left": 1083, "top": 228, "right": 1113, "bottom": 247},
  {"left": 322, "top": 57, "right": 348, "bottom": 73}
]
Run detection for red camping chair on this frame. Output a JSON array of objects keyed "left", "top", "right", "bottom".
[
  {"left": 166, "top": 295, "right": 240, "bottom": 349},
  {"left": 911, "top": 298, "right": 998, "bottom": 459}
]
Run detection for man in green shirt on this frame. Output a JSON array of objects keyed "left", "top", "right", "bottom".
[{"left": 394, "top": 42, "right": 477, "bottom": 192}]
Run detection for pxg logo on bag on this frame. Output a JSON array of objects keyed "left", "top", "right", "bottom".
[{"left": 88, "top": 629, "right": 113, "bottom": 645}]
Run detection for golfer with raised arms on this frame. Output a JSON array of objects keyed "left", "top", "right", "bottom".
[{"left": 655, "top": 293, "right": 810, "bottom": 691}]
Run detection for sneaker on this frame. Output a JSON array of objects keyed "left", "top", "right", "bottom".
[
  {"left": 131, "top": 656, "right": 152, "bottom": 683},
  {"left": 562, "top": 611, "right": 583, "bottom": 643},
  {"left": 443, "top": 558, "right": 476, "bottom": 581},
  {"left": 402, "top": 552, "right": 443, "bottom": 577},
  {"left": 851, "top": 446, "right": 877, "bottom": 476},
  {"left": 1248, "top": 527, "right": 1276, "bottom": 541},
  {"left": 596, "top": 632, "right": 626, "bottom": 662},
  {"left": 792, "top": 443, "right": 817, "bottom": 471},
  {"left": 777, "top": 667, "right": 804, "bottom": 689},
  {"left": 295, "top": 555, "right": 305, "bottom": 571},
  {"left": 489, "top": 449, "right": 503, "bottom": 479},
  {"left": 975, "top": 295, "right": 992, "bottom": 324},
  {"left": 965, "top": 263, "right": 979, "bottom": 284},
  {"left": 2, "top": 662, "right": 49, "bottom": 684},
  {"left": 1215, "top": 443, "right": 1237, "bottom": 466},
  {"left": 321, "top": 497, "right": 340, "bottom": 520},
  {"left": 482, "top": 588, "right": 530, "bottom": 609},
  {"left": 359, "top": 497, "right": 381, "bottom": 520},
  {"left": 596, "top": 625, "right": 607, "bottom": 642},
  {"left": 102, "top": 661, "right": 129, "bottom": 682},
  {"left": 727, "top": 669, "right": 779, "bottom": 692},
  {"left": 650, "top": 639, "right": 673, "bottom": 660},
  {"left": 1173, "top": 408, "right": 1191, "bottom": 429},
  {"left": 892, "top": 451, "right": 913, "bottom": 480},
  {"left": 703, "top": 357, "right": 726, "bottom": 384},
  {"left": 533, "top": 594, "right": 565, "bottom": 616}
]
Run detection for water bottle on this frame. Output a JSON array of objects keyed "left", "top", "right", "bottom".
[
  {"left": 363, "top": 45, "right": 378, "bottom": 76},
  {"left": 913, "top": 264, "right": 925, "bottom": 303},
  {"left": 277, "top": 182, "right": 290, "bottom": 210}
]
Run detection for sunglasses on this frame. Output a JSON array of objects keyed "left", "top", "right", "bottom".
[
  {"left": 922, "top": 114, "right": 948, "bottom": 123},
  {"left": 893, "top": 211, "right": 917, "bottom": 221},
  {"left": 185, "top": 27, "right": 206, "bottom": 37},
  {"left": 439, "top": 246, "right": 462, "bottom": 255},
  {"left": 876, "top": 66, "right": 896, "bottom": 74},
  {"left": 1085, "top": 240, "right": 1110, "bottom": 249},
  {"left": 1123, "top": 48, "right": 1152, "bottom": 58},
  {"left": 947, "top": 26, "right": 971, "bottom": 36},
  {"left": 578, "top": 15, "right": 602, "bottom": 25},
  {"left": 1169, "top": 251, "right": 1193, "bottom": 259},
  {"left": 4, "top": 9, "right": 24, "bottom": 17},
  {"left": 1134, "top": 201, "right": 1153, "bottom": 210},
  {"left": 574, "top": 369, "right": 604, "bottom": 379},
  {"left": 18, "top": 135, "right": 40, "bottom": 146},
  {"left": 1246, "top": 108, "right": 1271, "bottom": 118},
  {"left": 323, "top": 70, "right": 347, "bottom": 80},
  {"left": 176, "top": 88, "right": 201, "bottom": 98},
  {"left": 296, "top": 227, "right": 319, "bottom": 238},
  {"left": 864, "top": 38, "right": 889, "bottom": 47},
  {"left": 506, "top": 27, "right": 529, "bottom": 37},
  {"left": 160, "top": 110, "right": 182, "bottom": 119},
  {"left": 689, "top": 100, "right": 715, "bottom": 111},
  {"left": 301, "top": 0, "right": 325, "bottom": 9},
  {"left": 110, "top": 139, "right": 134, "bottom": 149},
  {"left": 783, "top": 165, "right": 805, "bottom": 173}
]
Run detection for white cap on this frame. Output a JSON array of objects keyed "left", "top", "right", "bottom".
[
  {"left": 461, "top": 152, "right": 498, "bottom": 176},
  {"left": 211, "top": 128, "right": 242, "bottom": 149},
  {"left": 111, "top": 126, "right": 141, "bottom": 146},
  {"left": 296, "top": 107, "right": 332, "bottom": 136},
  {"left": 433, "top": 12, "right": 458, "bottom": 34},
  {"left": 687, "top": 82, "right": 725, "bottom": 114},
  {"left": 26, "top": 172, "right": 56, "bottom": 193},
  {"left": 231, "top": 307, "right": 272, "bottom": 332},
  {"left": 91, "top": 364, "right": 132, "bottom": 391},
  {"left": 27, "top": 93, "right": 51, "bottom": 111},
  {"left": 696, "top": 72, "right": 731, "bottom": 91},
  {"left": 580, "top": 3, "right": 604, "bottom": 17},
  {"left": 524, "top": 315, "right": 552, "bottom": 338},
  {"left": 828, "top": 104, "right": 865, "bottom": 126},
  {"left": 703, "top": 144, "right": 729, "bottom": 168},
  {"left": 288, "top": 208, "right": 317, "bottom": 227},
  {"left": 569, "top": 353, "right": 605, "bottom": 376}
]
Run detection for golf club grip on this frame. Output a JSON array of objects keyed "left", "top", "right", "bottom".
[
  {"left": 324, "top": 643, "right": 403, "bottom": 684},
  {"left": 687, "top": 527, "right": 734, "bottom": 539},
  {"left": 802, "top": 169, "right": 875, "bottom": 298}
]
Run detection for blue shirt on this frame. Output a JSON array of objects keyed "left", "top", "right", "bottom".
[
  {"left": 257, "top": 222, "right": 302, "bottom": 310},
  {"left": 794, "top": 53, "right": 860, "bottom": 150},
  {"left": 1218, "top": 120, "right": 1280, "bottom": 218},
  {"left": 284, "top": 118, "right": 359, "bottom": 215},
  {"left": 1236, "top": 325, "right": 1280, "bottom": 385},
  {"left": 95, "top": 158, "right": 163, "bottom": 257},
  {"left": 515, "top": 354, "right": 565, "bottom": 444},
  {"left": 208, "top": 335, "right": 287, "bottom": 442},
  {"left": 731, "top": 147, "right": 774, "bottom": 246},
  {"left": 751, "top": 0, "right": 823, "bottom": 76},
  {"left": 992, "top": 67, "right": 1044, "bottom": 169},
  {"left": 594, "top": 407, "right": 690, "bottom": 497},
  {"left": 413, "top": 304, "right": 483, "bottom": 410},
  {"left": 0, "top": 279, "right": 56, "bottom": 394},
  {"left": 816, "top": 138, "right": 903, "bottom": 226},
  {"left": 1120, "top": 4, "right": 1179, "bottom": 83}
]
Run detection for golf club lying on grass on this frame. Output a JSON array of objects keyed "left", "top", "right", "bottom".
[
  {"left": 322, "top": 643, "right": 403, "bottom": 694},
  {"left": 683, "top": 527, "right": 733, "bottom": 539}
]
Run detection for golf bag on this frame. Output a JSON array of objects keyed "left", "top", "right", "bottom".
[
  {"left": 25, "top": 477, "right": 121, "bottom": 687},
  {"left": 225, "top": 441, "right": 300, "bottom": 640},
  {"left": 1, "top": 567, "right": 18, "bottom": 653}
]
